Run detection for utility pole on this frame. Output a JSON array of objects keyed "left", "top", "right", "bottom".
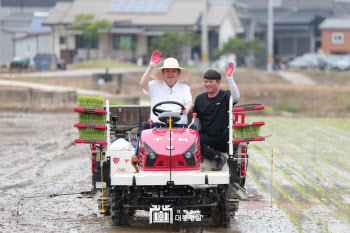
[
  {"left": 267, "top": 0, "right": 274, "bottom": 72},
  {"left": 201, "top": 0, "right": 209, "bottom": 72},
  {"left": 0, "top": 0, "right": 2, "bottom": 68}
]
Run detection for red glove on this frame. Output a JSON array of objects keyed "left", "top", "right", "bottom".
[
  {"left": 225, "top": 62, "right": 234, "bottom": 78},
  {"left": 150, "top": 50, "right": 162, "bottom": 67}
]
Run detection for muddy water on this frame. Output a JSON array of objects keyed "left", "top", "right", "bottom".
[{"left": 0, "top": 113, "right": 297, "bottom": 232}]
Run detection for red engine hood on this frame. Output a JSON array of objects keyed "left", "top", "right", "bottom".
[
  {"left": 141, "top": 128, "right": 199, "bottom": 154},
  {"left": 139, "top": 128, "right": 200, "bottom": 171}
]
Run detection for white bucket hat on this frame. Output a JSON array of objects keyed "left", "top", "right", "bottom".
[{"left": 151, "top": 58, "right": 191, "bottom": 82}]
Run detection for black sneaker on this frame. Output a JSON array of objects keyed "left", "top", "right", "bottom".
[{"left": 212, "top": 154, "right": 227, "bottom": 171}]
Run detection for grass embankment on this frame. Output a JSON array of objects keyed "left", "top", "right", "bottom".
[
  {"left": 301, "top": 70, "right": 350, "bottom": 85},
  {"left": 246, "top": 116, "right": 350, "bottom": 232},
  {"left": 68, "top": 59, "right": 145, "bottom": 69},
  {"left": 238, "top": 84, "right": 350, "bottom": 116}
]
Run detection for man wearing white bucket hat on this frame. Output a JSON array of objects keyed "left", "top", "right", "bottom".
[
  {"left": 132, "top": 50, "right": 195, "bottom": 162},
  {"left": 140, "top": 50, "right": 193, "bottom": 123}
]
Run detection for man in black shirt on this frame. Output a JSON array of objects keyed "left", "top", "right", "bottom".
[{"left": 193, "top": 62, "right": 240, "bottom": 171}]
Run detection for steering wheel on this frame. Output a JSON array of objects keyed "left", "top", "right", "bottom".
[{"left": 152, "top": 101, "right": 185, "bottom": 116}]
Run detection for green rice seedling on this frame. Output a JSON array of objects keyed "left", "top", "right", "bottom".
[
  {"left": 78, "top": 128, "right": 106, "bottom": 140},
  {"left": 79, "top": 113, "right": 106, "bottom": 125},
  {"left": 318, "top": 218, "right": 330, "bottom": 233},
  {"left": 288, "top": 210, "right": 302, "bottom": 233},
  {"left": 233, "top": 125, "right": 261, "bottom": 139},
  {"left": 77, "top": 95, "right": 104, "bottom": 109}
]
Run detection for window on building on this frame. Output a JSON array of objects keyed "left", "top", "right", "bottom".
[
  {"left": 75, "top": 35, "right": 98, "bottom": 49},
  {"left": 113, "top": 35, "right": 137, "bottom": 50},
  {"left": 331, "top": 32, "right": 344, "bottom": 44},
  {"left": 59, "top": 36, "right": 66, "bottom": 45}
]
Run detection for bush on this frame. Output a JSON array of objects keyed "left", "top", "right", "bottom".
[
  {"left": 214, "top": 37, "right": 265, "bottom": 63},
  {"left": 149, "top": 30, "right": 200, "bottom": 58}
]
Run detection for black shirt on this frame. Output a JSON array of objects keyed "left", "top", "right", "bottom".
[{"left": 193, "top": 90, "right": 237, "bottom": 136}]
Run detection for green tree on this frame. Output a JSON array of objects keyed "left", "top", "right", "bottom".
[
  {"left": 149, "top": 31, "right": 184, "bottom": 58},
  {"left": 183, "top": 30, "right": 201, "bottom": 48},
  {"left": 71, "top": 14, "right": 112, "bottom": 59},
  {"left": 149, "top": 30, "right": 200, "bottom": 61},
  {"left": 214, "top": 37, "right": 265, "bottom": 66}
]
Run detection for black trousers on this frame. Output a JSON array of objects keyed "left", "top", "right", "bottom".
[
  {"left": 199, "top": 133, "right": 228, "bottom": 153},
  {"left": 200, "top": 132, "right": 239, "bottom": 160}
]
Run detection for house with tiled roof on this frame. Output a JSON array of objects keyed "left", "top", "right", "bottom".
[
  {"left": 0, "top": 0, "right": 73, "bottom": 65},
  {"left": 12, "top": 12, "right": 53, "bottom": 64},
  {"left": 44, "top": 0, "right": 243, "bottom": 63},
  {"left": 241, "top": 0, "right": 335, "bottom": 61},
  {"left": 319, "top": 16, "right": 350, "bottom": 54}
]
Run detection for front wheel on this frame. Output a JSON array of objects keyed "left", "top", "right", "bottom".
[
  {"left": 211, "top": 185, "right": 230, "bottom": 228},
  {"left": 110, "top": 191, "right": 130, "bottom": 226}
]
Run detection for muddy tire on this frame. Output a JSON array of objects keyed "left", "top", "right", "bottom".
[
  {"left": 211, "top": 185, "right": 230, "bottom": 228},
  {"left": 222, "top": 187, "right": 231, "bottom": 228},
  {"left": 229, "top": 200, "right": 239, "bottom": 217},
  {"left": 110, "top": 191, "right": 130, "bottom": 226},
  {"left": 110, "top": 192, "right": 119, "bottom": 226}
]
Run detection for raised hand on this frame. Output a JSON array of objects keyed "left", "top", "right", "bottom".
[
  {"left": 150, "top": 50, "right": 163, "bottom": 67},
  {"left": 225, "top": 62, "right": 234, "bottom": 78}
]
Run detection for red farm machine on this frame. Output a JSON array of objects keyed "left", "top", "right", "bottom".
[{"left": 74, "top": 98, "right": 266, "bottom": 227}]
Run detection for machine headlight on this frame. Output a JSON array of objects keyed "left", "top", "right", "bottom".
[
  {"left": 149, "top": 152, "right": 156, "bottom": 159},
  {"left": 144, "top": 143, "right": 158, "bottom": 167},
  {"left": 182, "top": 142, "right": 197, "bottom": 166},
  {"left": 184, "top": 151, "right": 192, "bottom": 159}
]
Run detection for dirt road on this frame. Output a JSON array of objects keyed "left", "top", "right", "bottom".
[
  {"left": 277, "top": 71, "right": 316, "bottom": 85},
  {"left": 0, "top": 68, "right": 144, "bottom": 78},
  {"left": 0, "top": 112, "right": 298, "bottom": 232}
]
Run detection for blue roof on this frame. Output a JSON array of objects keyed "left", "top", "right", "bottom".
[
  {"left": 27, "top": 16, "right": 51, "bottom": 35},
  {"left": 108, "top": 0, "right": 174, "bottom": 14}
]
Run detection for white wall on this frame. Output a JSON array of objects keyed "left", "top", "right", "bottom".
[
  {"left": 51, "top": 25, "right": 71, "bottom": 58},
  {"left": 136, "top": 35, "right": 147, "bottom": 56},
  {"left": 219, "top": 15, "right": 236, "bottom": 49},
  {"left": 0, "top": 31, "right": 15, "bottom": 64},
  {"left": 14, "top": 34, "right": 51, "bottom": 65}
]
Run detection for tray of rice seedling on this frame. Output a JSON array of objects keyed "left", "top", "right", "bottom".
[
  {"left": 77, "top": 128, "right": 106, "bottom": 140},
  {"left": 233, "top": 104, "right": 265, "bottom": 112},
  {"left": 74, "top": 123, "right": 107, "bottom": 129},
  {"left": 233, "top": 137, "right": 265, "bottom": 143},
  {"left": 78, "top": 112, "right": 107, "bottom": 125},
  {"left": 74, "top": 95, "right": 108, "bottom": 145},
  {"left": 233, "top": 121, "right": 265, "bottom": 128},
  {"left": 74, "top": 139, "right": 107, "bottom": 145},
  {"left": 74, "top": 108, "right": 106, "bottom": 114},
  {"left": 233, "top": 121, "right": 265, "bottom": 143},
  {"left": 74, "top": 95, "right": 106, "bottom": 114}
]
